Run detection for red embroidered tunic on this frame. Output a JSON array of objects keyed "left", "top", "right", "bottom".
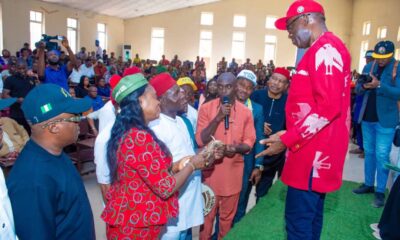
[
  {"left": 101, "top": 128, "right": 178, "bottom": 233},
  {"left": 280, "top": 32, "right": 352, "bottom": 193}
]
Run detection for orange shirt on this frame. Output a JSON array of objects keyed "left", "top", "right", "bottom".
[{"left": 196, "top": 99, "right": 256, "bottom": 196}]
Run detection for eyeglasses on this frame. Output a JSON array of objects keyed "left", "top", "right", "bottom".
[
  {"left": 41, "top": 115, "right": 86, "bottom": 129},
  {"left": 286, "top": 14, "right": 309, "bottom": 31}
]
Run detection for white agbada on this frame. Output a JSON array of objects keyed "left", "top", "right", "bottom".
[
  {"left": 149, "top": 113, "right": 203, "bottom": 233},
  {"left": 186, "top": 104, "right": 198, "bottom": 133},
  {"left": 0, "top": 171, "right": 17, "bottom": 239}
]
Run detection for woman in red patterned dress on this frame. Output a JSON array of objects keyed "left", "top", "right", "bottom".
[{"left": 101, "top": 73, "right": 207, "bottom": 239}]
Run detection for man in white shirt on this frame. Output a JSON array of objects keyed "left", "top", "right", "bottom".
[
  {"left": 68, "top": 59, "right": 82, "bottom": 85},
  {"left": 92, "top": 75, "right": 121, "bottom": 201},
  {"left": 79, "top": 58, "right": 95, "bottom": 80},
  {"left": 149, "top": 73, "right": 203, "bottom": 240}
]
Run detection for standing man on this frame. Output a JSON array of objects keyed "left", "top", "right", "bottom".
[
  {"left": 233, "top": 69, "right": 265, "bottom": 223},
  {"left": 257, "top": 1, "right": 351, "bottom": 239},
  {"left": 251, "top": 67, "right": 290, "bottom": 200},
  {"left": 149, "top": 73, "right": 204, "bottom": 240},
  {"left": 6, "top": 84, "right": 95, "bottom": 239},
  {"left": 353, "top": 41, "right": 400, "bottom": 208},
  {"left": 197, "top": 72, "right": 256, "bottom": 239},
  {"left": 37, "top": 36, "right": 78, "bottom": 91}
]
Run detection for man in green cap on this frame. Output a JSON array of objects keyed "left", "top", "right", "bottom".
[{"left": 6, "top": 84, "right": 95, "bottom": 240}]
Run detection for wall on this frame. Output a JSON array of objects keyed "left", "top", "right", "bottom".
[
  {"left": 124, "top": 0, "right": 354, "bottom": 75},
  {"left": 0, "top": 0, "right": 124, "bottom": 55},
  {"left": 349, "top": 0, "right": 400, "bottom": 71}
]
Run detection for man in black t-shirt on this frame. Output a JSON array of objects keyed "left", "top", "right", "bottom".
[{"left": 2, "top": 61, "right": 35, "bottom": 134}]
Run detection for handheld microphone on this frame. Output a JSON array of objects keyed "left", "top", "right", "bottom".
[{"left": 223, "top": 96, "right": 230, "bottom": 130}]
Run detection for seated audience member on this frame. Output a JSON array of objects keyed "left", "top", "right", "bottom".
[
  {"left": 37, "top": 36, "right": 78, "bottom": 91},
  {"left": 0, "top": 49, "right": 11, "bottom": 68},
  {"left": 133, "top": 53, "right": 141, "bottom": 66},
  {"left": 80, "top": 57, "right": 95, "bottom": 82},
  {"left": 69, "top": 87, "right": 76, "bottom": 98},
  {"left": 94, "top": 59, "right": 107, "bottom": 82},
  {"left": 0, "top": 112, "right": 29, "bottom": 159},
  {"left": 77, "top": 47, "right": 87, "bottom": 60},
  {"left": 85, "top": 86, "right": 104, "bottom": 111},
  {"left": 96, "top": 78, "right": 110, "bottom": 98},
  {"left": 6, "top": 84, "right": 95, "bottom": 239},
  {"left": 159, "top": 54, "right": 170, "bottom": 66},
  {"left": 2, "top": 61, "right": 36, "bottom": 134},
  {"left": 68, "top": 59, "right": 82, "bottom": 85},
  {"left": 18, "top": 48, "right": 33, "bottom": 70},
  {"left": 75, "top": 75, "right": 90, "bottom": 98}
]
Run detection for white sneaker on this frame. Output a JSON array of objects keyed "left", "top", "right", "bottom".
[
  {"left": 370, "top": 223, "right": 379, "bottom": 232},
  {"left": 372, "top": 231, "right": 382, "bottom": 240}
]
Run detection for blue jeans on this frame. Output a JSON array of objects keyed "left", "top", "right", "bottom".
[
  {"left": 362, "top": 121, "right": 395, "bottom": 193},
  {"left": 285, "top": 186, "right": 326, "bottom": 240}
]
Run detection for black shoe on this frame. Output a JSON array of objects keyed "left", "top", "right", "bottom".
[
  {"left": 372, "top": 192, "right": 385, "bottom": 208},
  {"left": 353, "top": 184, "right": 375, "bottom": 194}
]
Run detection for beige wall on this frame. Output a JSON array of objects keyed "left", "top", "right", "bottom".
[
  {"left": 349, "top": 0, "right": 400, "bottom": 71},
  {"left": 124, "top": 0, "right": 353, "bottom": 75},
  {"left": 0, "top": 0, "right": 124, "bottom": 55}
]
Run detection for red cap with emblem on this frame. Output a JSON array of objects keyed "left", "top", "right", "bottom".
[{"left": 275, "top": 0, "right": 325, "bottom": 30}]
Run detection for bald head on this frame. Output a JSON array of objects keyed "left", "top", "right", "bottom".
[{"left": 217, "top": 72, "right": 237, "bottom": 101}]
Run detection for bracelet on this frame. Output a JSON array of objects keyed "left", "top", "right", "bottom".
[{"left": 186, "top": 161, "right": 196, "bottom": 172}]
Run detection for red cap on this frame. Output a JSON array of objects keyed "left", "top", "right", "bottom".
[
  {"left": 109, "top": 74, "right": 122, "bottom": 104},
  {"left": 123, "top": 66, "right": 142, "bottom": 77},
  {"left": 149, "top": 73, "right": 176, "bottom": 97},
  {"left": 275, "top": 0, "right": 325, "bottom": 30},
  {"left": 273, "top": 67, "right": 291, "bottom": 80}
]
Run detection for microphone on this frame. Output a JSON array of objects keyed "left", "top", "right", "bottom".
[{"left": 223, "top": 96, "right": 230, "bottom": 130}]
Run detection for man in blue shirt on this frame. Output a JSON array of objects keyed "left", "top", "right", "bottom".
[
  {"left": 85, "top": 85, "right": 105, "bottom": 111},
  {"left": 37, "top": 36, "right": 79, "bottom": 91},
  {"left": 6, "top": 84, "right": 95, "bottom": 240}
]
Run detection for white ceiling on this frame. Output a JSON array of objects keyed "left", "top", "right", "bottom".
[{"left": 42, "top": 0, "right": 220, "bottom": 19}]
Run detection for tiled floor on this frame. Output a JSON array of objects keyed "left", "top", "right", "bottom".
[{"left": 84, "top": 144, "right": 399, "bottom": 240}]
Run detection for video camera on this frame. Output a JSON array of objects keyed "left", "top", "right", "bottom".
[
  {"left": 357, "top": 74, "right": 373, "bottom": 84},
  {"left": 35, "top": 34, "right": 64, "bottom": 51}
]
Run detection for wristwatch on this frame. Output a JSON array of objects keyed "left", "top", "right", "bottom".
[{"left": 255, "top": 165, "right": 264, "bottom": 172}]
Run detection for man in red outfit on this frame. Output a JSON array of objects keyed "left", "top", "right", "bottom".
[{"left": 257, "top": 1, "right": 351, "bottom": 239}]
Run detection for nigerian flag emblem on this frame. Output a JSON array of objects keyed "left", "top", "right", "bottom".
[{"left": 40, "top": 103, "right": 52, "bottom": 114}]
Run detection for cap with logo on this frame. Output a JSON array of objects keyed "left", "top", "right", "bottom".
[
  {"left": 112, "top": 73, "right": 148, "bottom": 104},
  {"left": 177, "top": 77, "right": 198, "bottom": 91},
  {"left": 21, "top": 84, "right": 92, "bottom": 125},
  {"left": 372, "top": 41, "right": 394, "bottom": 59},
  {"left": 275, "top": 0, "right": 325, "bottom": 30},
  {"left": 237, "top": 70, "right": 257, "bottom": 86},
  {"left": 273, "top": 67, "right": 291, "bottom": 80}
]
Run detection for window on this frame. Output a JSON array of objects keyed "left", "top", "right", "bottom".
[
  {"left": 397, "top": 26, "right": 400, "bottom": 42},
  {"left": 30, "top": 11, "right": 43, "bottom": 49},
  {"left": 231, "top": 32, "right": 245, "bottom": 63},
  {"left": 233, "top": 15, "right": 246, "bottom": 28},
  {"left": 201, "top": 12, "right": 213, "bottom": 26},
  {"left": 358, "top": 40, "right": 369, "bottom": 72},
  {"left": 377, "top": 26, "right": 387, "bottom": 39},
  {"left": 395, "top": 49, "right": 400, "bottom": 60},
  {"left": 150, "top": 28, "right": 165, "bottom": 60},
  {"left": 67, "top": 18, "right": 77, "bottom": 53},
  {"left": 199, "top": 30, "right": 212, "bottom": 57},
  {"left": 97, "top": 23, "right": 107, "bottom": 50},
  {"left": 264, "top": 35, "right": 277, "bottom": 63},
  {"left": 265, "top": 16, "right": 278, "bottom": 29},
  {"left": 362, "top": 21, "right": 371, "bottom": 36}
]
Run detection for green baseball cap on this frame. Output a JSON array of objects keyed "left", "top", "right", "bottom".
[
  {"left": 21, "top": 84, "right": 92, "bottom": 125},
  {"left": 112, "top": 73, "right": 148, "bottom": 104}
]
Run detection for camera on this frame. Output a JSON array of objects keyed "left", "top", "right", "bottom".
[
  {"left": 35, "top": 34, "right": 63, "bottom": 51},
  {"left": 358, "top": 74, "right": 373, "bottom": 84}
]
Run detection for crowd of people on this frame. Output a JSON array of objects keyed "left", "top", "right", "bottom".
[{"left": 0, "top": 0, "right": 400, "bottom": 240}]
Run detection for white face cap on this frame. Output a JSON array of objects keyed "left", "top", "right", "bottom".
[{"left": 237, "top": 70, "right": 257, "bottom": 86}]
